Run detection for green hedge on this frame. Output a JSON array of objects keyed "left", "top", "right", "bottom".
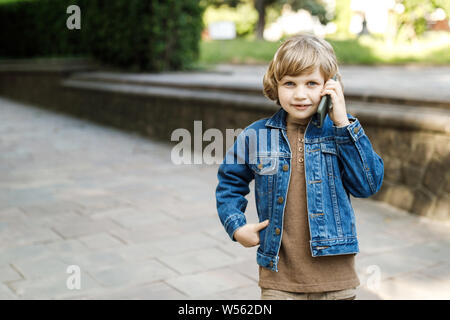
[{"left": 0, "top": 0, "right": 204, "bottom": 71}]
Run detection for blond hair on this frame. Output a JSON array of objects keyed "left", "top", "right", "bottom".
[{"left": 263, "top": 34, "right": 342, "bottom": 105}]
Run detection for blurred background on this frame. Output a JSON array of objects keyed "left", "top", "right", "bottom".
[
  {"left": 200, "top": 0, "right": 450, "bottom": 66},
  {"left": 0, "top": 0, "right": 449, "bottom": 300},
  {"left": 0, "top": 0, "right": 449, "bottom": 69}
]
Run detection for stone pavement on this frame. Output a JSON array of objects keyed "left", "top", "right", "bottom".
[{"left": 0, "top": 96, "right": 450, "bottom": 300}]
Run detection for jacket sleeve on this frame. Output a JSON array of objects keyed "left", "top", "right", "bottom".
[
  {"left": 216, "top": 131, "right": 255, "bottom": 241},
  {"left": 333, "top": 117, "right": 384, "bottom": 198}
]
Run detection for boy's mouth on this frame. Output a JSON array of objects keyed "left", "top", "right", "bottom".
[{"left": 292, "top": 104, "right": 312, "bottom": 109}]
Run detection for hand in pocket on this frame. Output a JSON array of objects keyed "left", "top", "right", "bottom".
[{"left": 233, "top": 220, "right": 270, "bottom": 248}]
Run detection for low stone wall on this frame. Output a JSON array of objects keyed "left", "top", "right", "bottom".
[
  {"left": 0, "top": 66, "right": 448, "bottom": 219},
  {"left": 362, "top": 121, "right": 449, "bottom": 219}
]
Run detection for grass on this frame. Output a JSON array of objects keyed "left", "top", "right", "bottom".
[{"left": 198, "top": 32, "right": 450, "bottom": 67}]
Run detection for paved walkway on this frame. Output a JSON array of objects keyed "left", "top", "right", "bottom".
[{"left": 1, "top": 96, "right": 450, "bottom": 300}]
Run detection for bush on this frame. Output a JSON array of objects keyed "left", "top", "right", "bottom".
[{"left": 0, "top": 0, "right": 204, "bottom": 71}]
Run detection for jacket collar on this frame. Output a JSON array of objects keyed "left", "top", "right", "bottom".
[{"left": 265, "top": 107, "right": 320, "bottom": 130}]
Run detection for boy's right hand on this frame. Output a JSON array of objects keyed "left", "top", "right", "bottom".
[{"left": 233, "top": 220, "right": 270, "bottom": 248}]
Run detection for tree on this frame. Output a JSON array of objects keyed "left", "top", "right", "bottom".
[
  {"left": 396, "top": 0, "right": 450, "bottom": 41},
  {"left": 204, "top": 0, "right": 328, "bottom": 39}
]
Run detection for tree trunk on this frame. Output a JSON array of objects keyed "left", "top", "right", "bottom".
[{"left": 254, "top": 0, "right": 265, "bottom": 40}]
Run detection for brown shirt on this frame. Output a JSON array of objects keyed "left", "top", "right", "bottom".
[{"left": 258, "top": 113, "right": 360, "bottom": 293}]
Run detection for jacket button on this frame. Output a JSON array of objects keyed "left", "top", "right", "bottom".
[
  {"left": 277, "top": 196, "right": 284, "bottom": 204},
  {"left": 275, "top": 228, "right": 280, "bottom": 235},
  {"left": 282, "top": 164, "right": 289, "bottom": 171},
  {"left": 257, "top": 163, "right": 263, "bottom": 169},
  {"left": 269, "top": 261, "right": 273, "bottom": 268},
  {"left": 354, "top": 126, "right": 360, "bottom": 134}
]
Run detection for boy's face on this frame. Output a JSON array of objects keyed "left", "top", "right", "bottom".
[{"left": 277, "top": 67, "right": 325, "bottom": 121}]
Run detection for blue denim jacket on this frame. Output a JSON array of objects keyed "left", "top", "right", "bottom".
[{"left": 216, "top": 107, "right": 384, "bottom": 272}]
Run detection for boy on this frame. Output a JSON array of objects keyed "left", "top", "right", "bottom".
[{"left": 215, "top": 34, "right": 384, "bottom": 300}]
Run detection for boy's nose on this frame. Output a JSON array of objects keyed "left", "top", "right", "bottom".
[{"left": 293, "top": 87, "right": 307, "bottom": 100}]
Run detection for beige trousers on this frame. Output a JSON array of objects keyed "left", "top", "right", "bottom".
[{"left": 261, "top": 287, "right": 357, "bottom": 300}]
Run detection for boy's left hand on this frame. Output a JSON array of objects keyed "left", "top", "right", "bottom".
[{"left": 320, "top": 78, "right": 350, "bottom": 127}]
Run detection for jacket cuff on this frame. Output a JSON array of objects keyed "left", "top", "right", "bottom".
[
  {"left": 224, "top": 213, "right": 247, "bottom": 242},
  {"left": 333, "top": 117, "right": 364, "bottom": 142}
]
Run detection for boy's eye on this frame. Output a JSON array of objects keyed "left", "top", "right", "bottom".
[
  {"left": 284, "top": 81, "right": 295, "bottom": 86},
  {"left": 307, "top": 81, "right": 318, "bottom": 86}
]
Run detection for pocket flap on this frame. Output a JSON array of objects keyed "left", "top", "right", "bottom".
[
  {"left": 320, "top": 142, "right": 337, "bottom": 155},
  {"left": 249, "top": 155, "right": 279, "bottom": 175}
]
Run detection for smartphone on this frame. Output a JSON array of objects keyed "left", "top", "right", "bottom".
[{"left": 316, "top": 75, "right": 337, "bottom": 128}]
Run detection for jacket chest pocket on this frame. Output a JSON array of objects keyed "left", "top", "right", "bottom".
[
  {"left": 305, "top": 144, "right": 323, "bottom": 213},
  {"left": 249, "top": 155, "right": 279, "bottom": 176},
  {"left": 321, "top": 141, "right": 344, "bottom": 237},
  {"left": 320, "top": 142, "right": 338, "bottom": 178},
  {"left": 249, "top": 155, "right": 279, "bottom": 221}
]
